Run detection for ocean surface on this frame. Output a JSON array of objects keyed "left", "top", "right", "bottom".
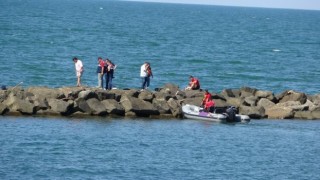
[
  {"left": 1, "top": 0, "right": 320, "bottom": 179},
  {"left": 0, "top": 117, "right": 319, "bottom": 179}
]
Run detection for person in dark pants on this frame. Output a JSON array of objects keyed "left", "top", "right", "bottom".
[{"left": 105, "top": 59, "right": 116, "bottom": 90}]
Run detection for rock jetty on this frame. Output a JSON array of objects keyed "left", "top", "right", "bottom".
[{"left": 0, "top": 84, "right": 320, "bottom": 120}]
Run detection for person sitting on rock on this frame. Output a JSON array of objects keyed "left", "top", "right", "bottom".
[{"left": 185, "top": 76, "right": 200, "bottom": 90}]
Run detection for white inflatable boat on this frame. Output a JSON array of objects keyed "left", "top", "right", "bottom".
[{"left": 182, "top": 104, "right": 250, "bottom": 123}]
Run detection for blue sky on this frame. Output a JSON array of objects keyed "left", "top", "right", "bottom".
[{"left": 126, "top": 0, "right": 320, "bottom": 10}]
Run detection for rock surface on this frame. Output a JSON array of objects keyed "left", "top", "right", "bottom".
[{"left": 0, "top": 85, "right": 320, "bottom": 120}]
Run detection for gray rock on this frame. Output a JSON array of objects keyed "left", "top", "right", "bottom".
[
  {"left": 221, "top": 89, "right": 236, "bottom": 98},
  {"left": 255, "top": 90, "right": 275, "bottom": 102},
  {"left": 138, "top": 90, "right": 154, "bottom": 102},
  {"left": 101, "top": 99, "right": 125, "bottom": 115},
  {"left": 225, "top": 97, "right": 242, "bottom": 108},
  {"left": 278, "top": 90, "right": 307, "bottom": 104},
  {"left": 47, "top": 99, "right": 73, "bottom": 115},
  {"left": 78, "top": 90, "right": 98, "bottom": 100},
  {"left": 0, "top": 103, "right": 8, "bottom": 115},
  {"left": 265, "top": 106, "right": 294, "bottom": 119},
  {"left": 95, "top": 90, "right": 116, "bottom": 101},
  {"left": 159, "top": 83, "right": 180, "bottom": 95},
  {"left": 120, "top": 95, "right": 159, "bottom": 116},
  {"left": 257, "top": 98, "right": 275, "bottom": 109},
  {"left": 167, "top": 98, "right": 182, "bottom": 117},
  {"left": 240, "top": 86, "right": 258, "bottom": 98},
  {"left": 239, "top": 105, "right": 265, "bottom": 119},
  {"left": 243, "top": 96, "right": 258, "bottom": 107},
  {"left": 4, "top": 94, "right": 35, "bottom": 115},
  {"left": 86, "top": 98, "right": 108, "bottom": 116},
  {"left": 152, "top": 99, "right": 171, "bottom": 114}
]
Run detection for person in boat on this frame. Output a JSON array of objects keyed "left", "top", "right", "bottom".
[
  {"left": 202, "top": 89, "right": 212, "bottom": 107},
  {"left": 96, "top": 57, "right": 105, "bottom": 89},
  {"left": 204, "top": 98, "right": 215, "bottom": 113},
  {"left": 105, "top": 58, "right": 116, "bottom": 90},
  {"left": 185, "top": 76, "right": 200, "bottom": 90}
]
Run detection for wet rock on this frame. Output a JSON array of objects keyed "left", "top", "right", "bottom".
[{"left": 239, "top": 105, "right": 265, "bottom": 119}]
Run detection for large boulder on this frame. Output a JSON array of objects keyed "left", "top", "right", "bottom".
[
  {"left": 152, "top": 98, "right": 171, "bottom": 114},
  {"left": 120, "top": 95, "right": 159, "bottom": 116},
  {"left": 265, "top": 106, "right": 294, "bottom": 119},
  {"left": 47, "top": 99, "right": 73, "bottom": 115},
  {"left": 0, "top": 103, "right": 8, "bottom": 115},
  {"left": 101, "top": 99, "right": 125, "bottom": 115},
  {"left": 239, "top": 105, "right": 265, "bottom": 119},
  {"left": 138, "top": 90, "right": 154, "bottom": 102},
  {"left": 4, "top": 94, "right": 35, "bottom": 115},
  {"left": 277, "top": 90, "right": 307, "bottom": 104},
  {"left": 86, "top": 98, "right": 108, "bottom": 116},
  {"left": 95, "top": 90, "right": 116, "bottom": 101},
  {"left": 159, "top": 83, "right": 180, "bottom": 95},
  {"left": 243, "top": 96, "right": 258, "bottom": 107},
  {"left": 257, "top": 98, "right": 275, "bottom": 110},
  {"left": 221, "top": 89, "right": 241, "bottom": 98},
  {"left": 78, "top": 90, "right": 98, "bottom": 100},
  {"left": 255, "top": 90, "right": 276, "bottom": 102},
  {"left": 240, "top": 87, "right": 258, "bottom": 98},
  {"left": 167, "top": 98, "right": 182, "bottom": 117},
  {"left": 225, "top": 97, "right": 242, "bottom": 108}
]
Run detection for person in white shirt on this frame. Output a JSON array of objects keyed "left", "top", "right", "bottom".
[
  {"left": 73, "top": 57, "right": 84, "bottom": 87},
  {"left": 140, "top": 62, "right": 153, "bottom": 90}
]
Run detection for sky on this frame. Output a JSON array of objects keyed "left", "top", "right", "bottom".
[{"left": 126, "top": 0, "right": 320, "bottom": 10}]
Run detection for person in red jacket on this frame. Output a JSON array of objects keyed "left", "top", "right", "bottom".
[
  {"left": 185, "top": 76, "right": 200, "bottom": 90},
  {"left": 204, "top": 98, "right": 215, "bottom": 112},
  {"left": 202, "top": 89, "right": 212, "bottom": 106}
]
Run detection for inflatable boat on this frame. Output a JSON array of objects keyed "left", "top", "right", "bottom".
[{"left": 182, "top": 104, "right": 250, "bottom": 123}]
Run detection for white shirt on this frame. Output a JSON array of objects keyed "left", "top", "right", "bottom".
[
  {"left": 140, "top": 64, "right": 147, "bottom": 77},
  {"left": 75, "top": 60, "right": 83, "bottom": 72}
]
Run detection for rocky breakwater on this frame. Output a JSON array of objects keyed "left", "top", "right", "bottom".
[{"left": 0, "top": 84, "right": 320, "bottom": 120}]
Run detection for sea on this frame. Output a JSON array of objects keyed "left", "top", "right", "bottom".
[{"left": 0, "top": 0, "right": 320, "bottom": 179}]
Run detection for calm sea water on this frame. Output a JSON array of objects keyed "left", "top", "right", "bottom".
[
  {"left": 0, "top": 117, "right": 319, "bottom": 179},
  {"left": 0, "top": 0, "right": 320, "bottom": 94},
  {"left": 1, "top": 0, "right": 320, "bottom": 179}
]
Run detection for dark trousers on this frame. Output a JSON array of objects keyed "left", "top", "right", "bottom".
[{"left": 141, "top": 76, "right": 150, "bottom": 89}]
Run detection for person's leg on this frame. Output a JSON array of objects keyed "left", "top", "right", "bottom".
[
  {"left": 141, "top": 77, "right": 147, "bottom": 89},
  {"left": 98, "top": 73, "right": 101, "bottom": 87},
  {"left": 77, "top": 72, "right": 81, "bottom": 86},
  {"left": 146, "top": 76, "right": 150, "bottom": 89},
  {"left": 108, "top": 75, "right": 113, "bottom": 90},
  {"left": 105, "top": 74, "right": 109, "bottom": 90}
]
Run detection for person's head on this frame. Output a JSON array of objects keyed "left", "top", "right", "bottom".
[
  {"left": 205, "top": 89, "right": 209, "bottom": 94},
  {"left": 189, "top": 76, "right": 194, "bottom": 80},
  {"left": 73, "top": 57, "right": 78, "bottom": 63},
  {"left": 98, "top": 57, "right": 103, "bottom": 62}
]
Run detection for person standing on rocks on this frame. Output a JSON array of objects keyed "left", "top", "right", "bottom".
[
  {"left": 73, "top": 57, "right": 84, "bottom": 87},
  {"left": 140, "top": 62, "right": 153, "bottom": 90},
  {"left": 105, "top": 59, "right": 116, "bottom": 90},
  {"left": 96, "top": 57, "right": 105, "bottom": 89}
]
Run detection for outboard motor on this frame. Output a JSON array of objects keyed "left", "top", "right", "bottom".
[{"left": 226, "top": 106, "right": 237, "bottom": 122}]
